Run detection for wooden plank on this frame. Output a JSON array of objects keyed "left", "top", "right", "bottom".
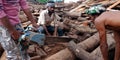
[
  {"left": 45, "top": 36, "right": 73, "bottom": 44},
  {"left": 107, "top": 0, "right": 120, "bottom": 10}
]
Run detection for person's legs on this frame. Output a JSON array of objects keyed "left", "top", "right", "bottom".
[
  {"left": 113, "top": 31, "right": 120, "bottom": 60},
  {"left": 37, "top": 26, "right": 44, "bottom": 33},
  {"left": 0, "top": 26, "right": 21, "bottom": 60},
  {"left": 47, "top": 25, "right": 54, "bottom": 35},
  {"left": 57, "top": 28, "right": 64, "bottom": 36},
  {"left": 15, "top": 24, "right": 30, "bottom": 60}
]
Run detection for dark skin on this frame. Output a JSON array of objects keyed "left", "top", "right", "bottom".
[
  {"left": 90, "top": 11, "right": 120, "bottom": 60},
  {"left": 0, "top": 8, "right": 39, "bottom": 41}
]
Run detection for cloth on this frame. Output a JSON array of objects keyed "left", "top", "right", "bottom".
[
  {"left": 37, "top": 9, "right": 61, "bottom": 26},
  {"left": 85, "top": 5, "right": 105, "bottom": 15},
  {"left": 39, "top": 26, "right": 64, "bottom": 36},
  {"left": 0, "top": 24, "right": 30, "bottom": 60},
  {"left": 46, "top": 3, "right": 55, "bottom": 7},
  {"left": 0, "top": 0, "right": 29, "bottom": 26}
]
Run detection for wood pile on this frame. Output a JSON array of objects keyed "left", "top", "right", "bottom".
[{"left": 1, "top": 0, "right": 120, "bottom": 60}]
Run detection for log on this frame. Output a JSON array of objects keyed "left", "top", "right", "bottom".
[
  {"left": 45, "top": 36, "right": 73, "bottom": 44},
  {"left": 91, "top": 34, "right": 115, "bottom": 60},
  {"left": 68, "top": 41, "right": 93, "bottom": 60},
  {"left": 45, "top": 33, "right": 100, "bottom": 60},
  {"left": 45, "top": 48, "right": 75, "bottom": 60},
  {"left": 68, "top": 33, "right": 115, "bottom": 60},
  {"left": 30, "top": 56, "right": 41, "bottom": 60},
  {"left": 69, "top": 0, "right": 94, "bottom": 12},
  {"left": 64, "top": 12, "right": 81, "bottom": 18},
  {"left": 107, "top": 0, "right": 120, "bottom": 10}
]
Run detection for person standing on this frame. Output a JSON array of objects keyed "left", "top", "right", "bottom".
[
  {"left": 0, "top": 0, "right": 39, "bottom": 60},
  {"left": 86, "top": 5, "right": 120, "bottom": 60}
]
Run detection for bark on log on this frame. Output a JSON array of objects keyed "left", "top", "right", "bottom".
[
  {"left": 46, "top": 33, "right": 115, "bottom": 60},
  {"left": 68, "top": 34, "right": 115, "bottom": 60},
  {"left": 107, "top": 0, "right": 120, "bottom": 10},
  {"left": 91, "top": 34, "right": 115, "bottom": 60},
  {"left": 45, "top": 48, "right": 75, "bottom": 60},
  {"left": 45, "top": 33, "right": 100, "bottom": 60},
  {"left": 64, "top": 12, "right": 81, "bottom": 18},
  {"left": 68, "top": 41, "right": 93, "bottom": 60}
]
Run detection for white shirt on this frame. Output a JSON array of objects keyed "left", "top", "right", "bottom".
[{"left": 37, "top": 9, "right": 61, "bottom": 26}]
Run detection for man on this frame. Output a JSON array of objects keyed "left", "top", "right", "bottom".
[
  {"left": 86, "top": 5, "right": 120, "bottom": 60},
  {"left": 37, "top": 1, "right": 64, "bottom": 37},
  {"left": 0, "top": 0, "right": 38, "bottom": 60}
]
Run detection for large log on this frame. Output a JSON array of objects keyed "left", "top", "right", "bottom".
[
  {"left": 46, "top": 33, "right": 115, "bottom": 60},
  {"left": 45, "top": 33, "right": 100, "bottom": 60},
  {"left": 68, "top": 41, "right": 93, "bottom": 60},
  {"left": 68, "top": 33, "right": 115, "bottom": 60},
  {"left": 107, "top": 0, "right": 120, "bottom": 10},
  {"left": 45, "top": 48, "right": 75, "bottom": 60}
]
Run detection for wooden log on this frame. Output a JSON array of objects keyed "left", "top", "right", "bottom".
[
  {"left": 45, "top": 36, "right": 73, "bottom": 44},
  {"left": 77, "top": 33, "right": 100, "bottom": 51},
  {"left": 64, "top": 12, "right": 81, "bottom": 18},
  {"left": 69, "top": 0, "right": 94, "bottom": 13},
  {"left": 68, "top": 41, "right": 93, "bottom": 60},
  {"left": 91, "top": 34, "right": 115, "bottom": 60},
  {"left": 107, "top": 0, "right": 120, "bottom": 10},
  {"left": 45, "top": 33, "right": 100, "bottom": 60},
  {"left": 30, "top": 56, "right": 41, "bottom": 60},
  {"left": 68, "top": 33, "right": 115, "bottom": 60},
  {"left": 45, "top": 48, "right": 75, "bottom": 60}
]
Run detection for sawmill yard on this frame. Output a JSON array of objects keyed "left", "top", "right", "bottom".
[{"left": 0, "top": 0, "right": 120, "bottom": 60}]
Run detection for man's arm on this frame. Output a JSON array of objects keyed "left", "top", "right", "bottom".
[
  {"left": 1, "top": 17, "right": 21, "bottom": 40},
  {"left": 43, "top": 25, "right": 51, "bottom": 36},
  {"left": 0, "top": 1, "right": 20, "bottom": 40},
  {"left": 19, "top": 0, "right": 39, "bottom": 28},
  {"left": 94, "top": 19, "right": 109, "bottom": 60}
]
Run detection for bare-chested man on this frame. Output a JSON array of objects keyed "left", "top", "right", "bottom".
[{"left": 86, "top": 5, "right": 120, "bottom": 60}]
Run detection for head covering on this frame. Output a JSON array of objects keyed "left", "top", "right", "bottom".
[
  {"left": 46, "top": 1, "right": 55, "bottom": 8},
  {"left": 85, "top": 5, "right": 106, "bottom": 15}
]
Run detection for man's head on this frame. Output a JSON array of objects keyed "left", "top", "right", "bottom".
[
  {"left": 46, "top": 1, "right": 55, "bottom": 13},
  {"left": 85, "top": 5, "right": 106, "bottom": 16},
  {"left": 85, "top": 5, "right": 106, "bottom": 21}
]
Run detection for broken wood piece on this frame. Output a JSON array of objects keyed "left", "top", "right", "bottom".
[
  {"left": 45, "top": 33, "right": 100, "bottom": 60},
  {"left": 45, "top": 36, "right": 72, "bottom": 44},
  {"left": 30, "top": 56, "right": 41, "bottom": 60},
  {"left": 107, "top": 0, "right": 120, "bottom": 10}
]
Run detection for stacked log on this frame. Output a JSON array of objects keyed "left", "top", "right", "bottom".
[{"left": 45, "top": 33, "right": 115, "bottom": 60}]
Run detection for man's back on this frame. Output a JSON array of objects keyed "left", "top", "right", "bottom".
[{"left": 95, "top": 11, "right": 120, "bottom": 30}]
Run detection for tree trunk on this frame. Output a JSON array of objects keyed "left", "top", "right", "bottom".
[
  {"left": 45, "top": 48, "right": 75, "bottom": 60},
  {"left": 45, "top": 33, "right": 99, "bottom": 60},
  {"left": 68, "top": 33, "right": 115, "bottom": 60}
]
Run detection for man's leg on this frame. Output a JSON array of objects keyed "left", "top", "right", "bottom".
[
  {"left": 113, "top": 31, "right": 120, "bottom": 60},
  {"left": 15, "top": 24, "right": 30, "bottom": 60},
  {"left": 0, "top": 26, "right": 21, "bottom": 60},
  {"left": 57, "top": 28, "right": 64, "bottom": 36}
]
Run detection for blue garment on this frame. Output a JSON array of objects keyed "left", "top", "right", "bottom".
[{"left": 38, "top": 25, "right": 64, "bottom": 36}]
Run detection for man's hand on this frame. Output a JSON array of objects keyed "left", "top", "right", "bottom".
[
  {"left": 10, "top": 30, "right": 22, "bottom": 40},
  {"left": 32, "top": 22, "right": 39, "bottom": 28},
  {"left": 46, "top": 32, "right": 51, "bottom": 36}
]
